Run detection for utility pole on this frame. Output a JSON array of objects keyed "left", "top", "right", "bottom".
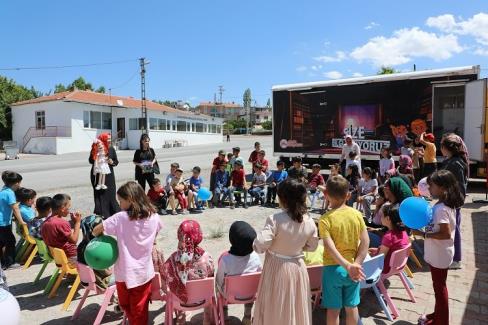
[
  {"left": 140, "top": 57, "right": 148, "bottom": 132},
  {"left": 218, "top": 85, "right": 224, "bottom": 104}
]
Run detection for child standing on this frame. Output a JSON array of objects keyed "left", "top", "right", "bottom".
[
  {"left": 319, "top": 175, "right": 369, "bottom": 325},
  {"left": 147, "top": 178, "right": 168, "bottom": 215},
  {"left": 345, "top": 164, "right": 360, "bottom": 207},
  {"left": 30, "top": 196, "right": 52, "bottom": 239},
  {"left": 0, "top": 171, "right": 25, "bottom": 269},
  {"left": 225, "top": 153, "right": 234, "bottom": 175},
  {"left": 213, "top": 163, "right": 231, "bottom": 208},
  {"left": 358, "top": 167, "right": 378, "bottom": 222},
  {"left": 229, "top": 161, "right": 248, "bottom": 209},
  {"left": 414, "top": 170, "right": 464, "bottom": 325},
  {"left": 91, "top": 139, "right": 111, "bottom": 190},
  {"left": 229, "top": 147, "right": 244, "bottom": 171},
  {"left": 253, "top": 179, "right": 318, "bottom": 325},
  {"left": 93, "top": 181, "right": 162, "bottom": 325},
  {"left": 248, "top": 164, "right": 267, "bottom": 205},
  {"left": 188, "top": 166, "right": 204, "bottom": 211},
  {"left": 420, "top": 132, "right": 437, "bottom": 178},
  {"left": 248, "top": 142, "right": 261, "bottom": 165},
  {"left": 379, "top": 147, "right": 395, "bottom": 184},
  {"left": 216, "top": 221, "right": 262, "bottom": 325},
  {"left": 401, "top": 137, "right": 414, "bottom": 157},
  {"left": 266, "top": 160, "right": 288, "bottom": 206}
]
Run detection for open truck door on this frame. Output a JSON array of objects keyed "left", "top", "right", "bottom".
[{"left": 464, "top": 79, "right": 487, "bottom": 162}]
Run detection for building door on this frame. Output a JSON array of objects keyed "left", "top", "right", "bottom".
[
  {"left": 117, "top": 118, "right": 126, "bottom": 139},
  {"left": 464, "top": 79, "right": 487, "bottom": 161}
]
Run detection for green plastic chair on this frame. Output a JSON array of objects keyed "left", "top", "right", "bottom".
[{"left": 33, "top": 239, "right": 59, "bottom": 294}]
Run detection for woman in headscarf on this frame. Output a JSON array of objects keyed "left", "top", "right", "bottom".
[
  {"left": 439, "top": 133, "right": 469, "bottom": 270},
  {"left": 216, "top": 221, "right": 262, "bottom": 325},
  {"left": 340, "top": 135, "right": 361, "bottom": 175},
  {"left": 397, "top": 155, "right": 416, "bottom": 188},
  {"left": 384, "top": 176, "right": 413, "bottom": 206},
  {"left": 89, "top": 133, "right": 120, "bottom": 218},
  {"left": 163, "top": 220, "right": 214, "bottom": 325}
]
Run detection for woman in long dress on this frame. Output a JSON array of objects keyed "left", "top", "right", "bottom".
[
  {"left": 253, "top": 178, "right": 318, "bottom": 325},
  {"left": 340, "top": 135, "right": 362, "bottom": 175},
  {"left": 89, "top": 133, "right": 120, "bottom": 218}
]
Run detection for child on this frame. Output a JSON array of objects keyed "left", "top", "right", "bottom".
[
  {"left": 330, "top": 163, "right": 340, "bottom": 177},
  {"left": 248, "top": 163, "right": 267, "bottom": 205},
  {"left": 287, "top": 156, "right": 308, "bottom": 181},
  {"left": 398, "top": 155, "right": 416, "bottom": 189},
  {"left": 41, "top": 194, "right": 82, "bottom": 266},
  {"left": 210, "top": 150, "right": 227, "bottom": 191},
  {"left": 401, "top": 137, "right": 414, "bottom": 157},
  {"left": 229, "top": 147, "right": 244, "bottom": 170},
  {"left": 253, "top": 179, "right": 318, "bottom": 325},
  {"left": 229, "top": 161, "right": 248, "bottom": 209},
  {"left": 379, "top": 147, "right": 395, "bottom": 184},
  {"left": 253, "top": 150, "right": 269, "bottom": 173},
  {"left": 30, "top": 196, "right": 52, "bottom": 239},
  {"left": 0, "top": 171, "right": 25, "bottom": 269},
  {"left": 369, "top": 204, "right": 409, "bottom": 273},
  {"left": 147, "top": 178, "right": 168, "bottom": 215},
  {"left": 348, "top": 150, "right": 362, "bottom": 175},
  {"left": 171, "top": 168, "right": 189, "bottom": 215},
  {"left": 15, "top": 187, "right": 37, "bottom": 232},
  {"left": 358, "top": 167, "right": 378, "bottom": 222},
  {"left": 216, "top": 221, "right": 262, "bottom": 325},
  {"left": 213, "top": 163, "right": 231, "bottom": 208},
  {"left": 93, "top": 181, "right": 162, "bottom": 325},
  {"left": 188, "top": 166, "right": 204, "bottom": 211},
  {"left": 165, "top": 163, "right": 179, "bottom": 214},
  {"left": 319, "top": 175, "right": 369, "bottom": 325},
  {"left": 248, "top": 142, "right": 261, "bottom": 165},
  {"left": 307, "top": 164, "right": 325, "bottom": 209},
  {"left": 420, "top": 132, "right": 437, "bottom": 177},
  {"left": 225, "top": 153, "right": 234, "bottom": 174},
  {"left": 266, "top": 160, "right": 288, "bottom": 206},
  {"left": 413, "top": 137, "right": 425, "bottom": 183},
  {"left": 414, "top": 170, "right": 464, "bottom": 325},
  {"left": 91, "top": 138, "right": 111, "bottom": 190},
  {"left": 367, "top": 186, "right": 389, "bottom": 248},
  {"left": 345, "top": 164, "right": 360, "bottom": 207},
  {"left": 163, "top": 220, "right": 214, "bottom": 325}
]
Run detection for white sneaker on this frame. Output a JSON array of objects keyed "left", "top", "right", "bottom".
[
  {"left": 449, "top": 261, "right": 462, "bottom": 269},
  {"left": 95, "top": 185, "right": 102, "bottom": 190},
  {"left": 101, "top": 184, "right": 108, "bottom": 190}
]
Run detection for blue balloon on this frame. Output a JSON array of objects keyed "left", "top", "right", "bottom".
[
  {"left": 399, "top": 197, "right": 433, "bottom": 229},
  {"left": 196, "top": 187, "right": 212, "bottom": 201}
]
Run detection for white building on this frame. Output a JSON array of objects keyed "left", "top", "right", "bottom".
[{"left": 11, "top": 90, "right": 223, "bottom": 154}]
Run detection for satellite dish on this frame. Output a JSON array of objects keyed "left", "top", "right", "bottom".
[{"left": 116, "top": 100, "right": 124, "bottom": 106}]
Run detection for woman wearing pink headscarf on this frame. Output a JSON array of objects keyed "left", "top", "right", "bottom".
[{"left": 439, "top": 133, "right": 469, "bottom": 270}]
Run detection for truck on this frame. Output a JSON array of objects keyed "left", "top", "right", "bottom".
[{"left": 272, "top": 65, "right": 487, "bottom": 177}]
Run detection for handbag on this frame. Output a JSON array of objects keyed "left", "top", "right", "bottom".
[{"left": 153, "top": 161, "right": 161, "bottom": 174}]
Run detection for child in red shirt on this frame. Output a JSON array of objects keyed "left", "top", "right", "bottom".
[
  {"left": 307, "top": 164, "right": 325, "bottom": 209},
  {"left": 147, "top": 178, "right": 167, "bottom": 215},
  {"left": 253, "top": 150, "right": 269, "bottom": 173},
  {"left": 229, "top": 161, "right": 248, "bottom": 209},
  {"left": 248, "top": 142, "right": 261, "bottom": 165}
]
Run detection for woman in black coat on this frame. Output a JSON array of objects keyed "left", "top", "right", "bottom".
[
  {"left": 89, "top": 133, "right": 120, "bottom": 218},
  {"left": 133, "top": 133, "right": 157, "bottom": 190}
]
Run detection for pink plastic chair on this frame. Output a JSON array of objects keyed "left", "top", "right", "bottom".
[
  {"left": 377, "top": 244, "right": 416, "bottom": 318},
  {"left": 165, "top": 277, "right": 219, "bottom": 325},
  {"left": 307, "top": 265, "right": 323, "bottom": 309},
  {"left": 71, "top": 263, "right": 116, "bottom": 325},
  {"left": 217, "top": 272, "right": 261, "bottom": 324}
]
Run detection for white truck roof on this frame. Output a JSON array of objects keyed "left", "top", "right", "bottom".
[{"left": 272, "top": 65, "right": 480, "bottom": 91}]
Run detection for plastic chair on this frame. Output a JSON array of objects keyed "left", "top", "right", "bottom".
[
  {"left": 72, "top": 263, "right": 117, "bottom": 325},
  {"left": 217, "top": 272, "right": 261, "bottom": 324},
  {"left": 165, "top": 277, "right": 219, "bottom": 325},
  {"left": 32, "top": 239, "right": 55, "bottom": 285},
  {"left": 360, "top": 254, "right": 393, "bottom": 321},
  {"left": 307, "top": 265, "right": 323, "bottom": 310},
  {"left": 15, "top": 224, "right": 35, "bottom": 264},
  {"left": 48, "top": 247, "right": 81, "bottom": 311},
  {"left": 377, "top": 244, "right": 416, "bottom": 318},
  {"left": 20, "top": 224, "right": 38, "bottom": 269}
]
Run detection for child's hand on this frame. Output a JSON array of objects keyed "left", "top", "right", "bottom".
[
  {"left": 71, "top": 212, "right": 82, "bottom": 223},
  {"left": 346, "top": 262, "right": 365, "bottom": 282}
]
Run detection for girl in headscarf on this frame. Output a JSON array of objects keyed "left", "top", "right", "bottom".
[
  {"left": 398, "top": 155, "right": 416, "bottom": 189},
  {"left": 384, "top": 177, "right": 413, "bottom": 206},
  {"left": 216, "top": 221, "right": 262, "bottom": 325},
  {"left": 163, "top": 220, "right": 214, "bottom": 325},
  {"left": 439, "top": 133, "right": 469, "bottom": 270}
]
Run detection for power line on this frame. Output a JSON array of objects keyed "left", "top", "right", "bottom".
[
  {"left": 0, "top": 59, "right": 138, "bottom": 71},
  {"left": 107, "top": 70, "right": 139, "bottom": 91}
]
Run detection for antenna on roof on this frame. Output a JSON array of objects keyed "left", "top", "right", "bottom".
[{"left": 218, "top": 85, "right": 224, "bottom": 104}]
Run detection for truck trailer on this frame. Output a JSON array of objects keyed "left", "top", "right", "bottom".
[{"left": 272, "top": 65, "right": 487, "bottom": 177}]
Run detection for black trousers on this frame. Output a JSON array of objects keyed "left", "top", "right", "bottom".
[
  {"left": 136, "top": 172, "right": 155, "bottom": 191},
  {"left": 0, "top": 225, "right": 16, "bottom": 268},
  {"left": 266, "top": 186, "right": 277, "bottom": 203}
]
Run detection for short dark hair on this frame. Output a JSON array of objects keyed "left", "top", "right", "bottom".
[
  {"left": 362, "top": 167, "right": 377, "bottom": 180},
  {"left": 382, "top": 204, "right": 406, "bottom": 231},
  {"left": 36, "top": 196, "right": 52, "bottom": 213},
  {"left": 192, "top": 166, "right": 201, "bottom": 173},
  {"left": 312, "top": 163, "right": 321, "bottom": 169},
  {"left": 326, "top": 175, "right": 349, "bottom": 200},
  {"left": 381, "top": 146, "right": 392, "bottom": 159},
  {"left": 292, "top": 156, "right": 302, "bottom": 163},
  {"left": 277, "top": 160, "right": 285, "bottom": 166},
  {"left": 348, "top": 151, "right": 357, "bottom": 159},
  {"left": 150, "top": 178, "right": 161, "bottom": 187},
  {"left": 254, "top": 142, "right": 260, "bottom": 147},
  {"left": 218, "top": 150, "right": 225, "bottom": 156},
  {"left": 404, "top": 137, "right": 412, "bottom": 145},
  {"left": 170, "top": 162, "right": 180, "bottom": 168},
  {"left": 377, "top": 185, "right": 385, "bottom": 199},
  {"left": 235, "top": 160, "right": 243, "bottom": 167},
  {"left": 258, "top": 150, "right": 265, "bottom": 155},
  {"left": 277, "top": 179, "right": 307, "bottom": 223},
  {"left": 232, "top": 147, "right": 240, "bottom": 152},
  {"left": 255, "top": 163, "right": 262, "bottom": 170},
  {"left": 175, "top": 168, "right": 183, "bottom": 173},
  {"left": 2, "top": 171, "right": 22, "bottom": 187},
  {"left": 51, "top": 194, "right": 71, "bottom": 211},
  {"left": 15, "top": 188, "right": 37, "bottom": 204}
]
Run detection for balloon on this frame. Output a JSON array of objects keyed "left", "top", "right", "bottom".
[
  {"left": 399, "top": 197, "right": 433, "bottom": 229},
  {"left": 196, "top": 187, "right": 212, "bottom": 201},
  {"left": 0, "top": 289, "right": 20, "bottom": 325},
  {"left": 84, "top": 236, "right": 118, "bottom": 270},
  {"left": 418, "top": 177, "right": 431, "bottom": 197}
]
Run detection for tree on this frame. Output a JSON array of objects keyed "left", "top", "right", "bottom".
[
  {"left": 261, "top": 120, "right": 272, "bottom": 130},
  {"left": 377, "top": 66, "right": 399, "bottom": 75},
  {"left": 243, "top": 88, "right": 252, "bottom": 108},
  {"left": 266, "top": 98, "right": 271, "bottom": 108},
  {"left": 54, "top": 77, "right": 105, "bottom": 93},
  {"left": 0, "top": 76, "right": 41, "bottom": 139}
]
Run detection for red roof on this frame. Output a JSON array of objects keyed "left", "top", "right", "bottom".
[
  {"left": 11, "top": 90, "right": 207, "bottom": 118},
  {"left": 197, "top": 101, "right": 242, "bottom": 109}
]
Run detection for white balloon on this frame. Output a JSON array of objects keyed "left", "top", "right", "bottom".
[
  {"left": 0, "top": 289, "right": 20, "bottom": 325},
  {"left": 418, "top": 177, "right": 431, "bottom": 198}
]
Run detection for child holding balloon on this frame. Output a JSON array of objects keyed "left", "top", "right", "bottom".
[{"left": 412, "top": 170, "right": 464, "bottom": 325}]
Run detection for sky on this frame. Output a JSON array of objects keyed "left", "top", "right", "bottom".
[{"left": 1, "top": 1, "right": 487, "bottom": 106}]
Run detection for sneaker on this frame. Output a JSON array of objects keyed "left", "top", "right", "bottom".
[
  {"left": 5, "top": 263, "right": 22, "bottom": 270},
  {"left": 418, "top": 314, "right": 428, "bottom": 325},
  {"left": 449, "top": 261, "right": 462, "bottom": 270},
  {"left": 171, "top": 210, "right": 177, "bottom": 215},
  {"left": 101, "top": 184, "right": 108, "bottom": 190},
  {"left": 95, "top": 185, "right": 102, "bottom": 190},
  {"left": 230, "top": 204, "right": 235, "bottom": 210},
  {"left": 158, "top": 209, "right": 168, "bottom": 215},
  {"left": 244, "top": 204, "right": 248, "bottom": 209}
]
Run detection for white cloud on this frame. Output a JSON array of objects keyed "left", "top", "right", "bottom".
[
  {"left": 426, "top": 14, "right": 458, "bottom": 32},
  {"left": 323, "top": 71, "right": 343, "bottom": 79},
  {"left": 350, "top": 27, "right": 463, "bottom": 66},
  {"left": 475, "top": 48, "right": 488, "bottom": 56},
  {"left": 352, "top": 72, "right": 363, "bottom": 77},
  {"left": 296, "top": 65, "right": 307, "bottom": 72},
  {"left": 314, "top": 51, "right": 347, "bottom": 63},
  {"left": 365, "top": 22, "right": 380, "bottom": 30},
  {"left": 427, "top": 13, "right": 488, "bottom": 46}
]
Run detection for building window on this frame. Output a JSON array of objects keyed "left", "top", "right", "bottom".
[
  {"left": 264, "top": 116, "right": 268, "bottom": 120},
  {"left": 196, "top": 123, "right": 205, "bottom": 133},
  {"left": 159, "top": 119, "right": 167, "bottom": 130},
  {"left": 149, "top": 118, "right": 159, "bottom": 130},
  {"left": 90, "top": 111, "right": 102, "bottom": 129},
  {"left": 217, "top": 125, "right": 221, "bottom": 133},
  {"left": 35, "top": 111, "right": 45, "bottom": 129},
  {"left": 172, "top": 120, "right": 177, "bottom": 131},
  {"left": 102, "top": 112, "right": 111, "bottom": 129},
  {"left": 84, "top": 110, "right": 111, "bottom": 129},
  {"left": 177, "top": 121, "right": 187, "bottom": 132},
  {"left": 83, "top": 111, "right": 90, "bottom": 128},
  {"left": 129, "top": 118, "right": 145, "bottom": 130}
]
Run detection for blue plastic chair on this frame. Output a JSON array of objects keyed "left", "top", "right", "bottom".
[{"left": 360, "top": 254, "right": 393, "bottom": 321}]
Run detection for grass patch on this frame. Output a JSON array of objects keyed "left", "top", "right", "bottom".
[{"left": 208, "top": 224, "right": 225, "bottom": 239}]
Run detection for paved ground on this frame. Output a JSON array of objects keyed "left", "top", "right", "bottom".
[{"left": 3, "top": 135, "right": 488, "bottom": 324}]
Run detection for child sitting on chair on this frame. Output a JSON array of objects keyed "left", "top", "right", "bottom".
[
  {"left": 248, "top": 163, "right": 267, "bottom": 206},
  {"left": 147, "top": 178, "right": 168, "bottom": 215},
  {"left": 213, "top": 163, "right": 231, "bottom": 208},
  {"left": 188, "top": 166, "right": 204, "bottom": 211},
  {"left": 266, "top": 161, "right": 288, "bottom": 207},
  {"left": 15, "top": 187, "right": 37, "bottom": 234},
  {"left": 306, "top": 164, "right": 325, "bottom": 209},
  {"left": 170, "top": 168, "right": 189, "bottom": 215},
  {"left": 216, "top": 221, "right": 262, "bottom": 325},
  {"left": 30, "top": 196, "right": 52, "bottom": 239}
]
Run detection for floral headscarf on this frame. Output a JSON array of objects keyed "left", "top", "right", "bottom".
[
  {"left": 163, "top": 220, "right": 214, "bottom": 302},
  {"left": 399, "top": 155, "right": 413, "bottom": 174}
]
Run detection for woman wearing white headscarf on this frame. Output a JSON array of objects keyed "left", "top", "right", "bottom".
[{"left": 340, "top": 135, "right": 362, "bottom": 174}]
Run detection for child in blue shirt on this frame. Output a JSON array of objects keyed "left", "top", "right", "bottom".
[
  {"left": 188, "top": 166, "right": 205, "bottom": 211},
  {"left": 213, "top": 163, "right": 230, "bottom": 207},
  {"left": 30, "top": 196, "right": 52, "bottom": 239},
  {"left": 266, "top": 161, "right": 288, "bottom": 207},
  {"left": 0, "top": 171, "right": 25, "bottom": 270},
  {"left": 15, "top": 188, "right": 37, "bottom": 230}
]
